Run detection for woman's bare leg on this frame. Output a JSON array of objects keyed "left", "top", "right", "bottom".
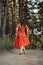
[
  {"left": 20, "top": 46, "right": 24, "bottom": 54},
  {"left": 23, "top": 47, "right": 26, "bottom": 54}
]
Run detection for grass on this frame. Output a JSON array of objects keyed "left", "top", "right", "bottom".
[{"left": 0, "top": 35, "right": 15, "bottom": 50}]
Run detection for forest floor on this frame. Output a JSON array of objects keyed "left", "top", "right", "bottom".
[{"left": 0, "top": 49, "right": 43, "bottom": 65}]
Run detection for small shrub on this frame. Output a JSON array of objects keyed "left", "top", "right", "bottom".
[{"left": 0, "top": 36, "right": 15, "bottom": 50}]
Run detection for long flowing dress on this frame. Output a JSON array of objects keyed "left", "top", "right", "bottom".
[{"left": 13, "top": 23, "right": 30, "bottom": 48}]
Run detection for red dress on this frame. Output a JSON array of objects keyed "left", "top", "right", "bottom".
[{"left": 13, "top": 23, "right": 30, "bottom": 48}]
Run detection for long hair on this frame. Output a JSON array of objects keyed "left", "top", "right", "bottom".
[{"left": 20, "top": 18, "right": 27, "bottom": 26}]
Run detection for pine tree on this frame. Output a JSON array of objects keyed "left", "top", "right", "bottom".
[{"left": 26, "top": 0, "right": 43, "bottom": 30}]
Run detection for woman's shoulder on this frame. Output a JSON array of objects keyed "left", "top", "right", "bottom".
[
  {"left": 25, "top": 25, "right": 30, "bottom": 30},
  {"left": 16, "top": 23, "right": 21, "bottom": 27},
  {"left": 25, "top": 25, "right": 28, "bottom": 28}
]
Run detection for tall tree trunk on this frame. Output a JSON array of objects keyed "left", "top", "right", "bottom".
[
  {"left": 2, "top": 1, "right": 7, "bottom": 37},
  {"left": 0, "top": 2, "right": 2, "bottom": 36}
]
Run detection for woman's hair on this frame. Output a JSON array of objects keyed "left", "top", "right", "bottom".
[{"left": 20, "top": 18, "right": 26, "bottom": 26}]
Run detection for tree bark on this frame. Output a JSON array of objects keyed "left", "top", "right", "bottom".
[
  {"left": 2, "top": 1, "right": 8, "bottom": 37},
  {"left": 0, "top": 2, "right": 2, "bottom": 36}
]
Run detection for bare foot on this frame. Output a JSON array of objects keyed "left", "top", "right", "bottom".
[{"left": 24, "top": 52, "right": 25, "bottom": 54}]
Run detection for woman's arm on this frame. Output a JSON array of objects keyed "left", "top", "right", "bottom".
[
  {"left": 25, "top": 25, "right": 29, "bottom": 36},
  {"left": 15, "top": 27, "right": 18, "bottom": 36},
  {"left": 27, "top": 29, "right": 29, "bottom": 36}
]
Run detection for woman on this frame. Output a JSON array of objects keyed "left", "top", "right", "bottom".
[{"left": 13, "top": 20, "right": 30, "bottom": 55}]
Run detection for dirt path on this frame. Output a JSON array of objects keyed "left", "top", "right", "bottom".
[{"left": 0, "top": 49, "right": 43, "bottom": 65}]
